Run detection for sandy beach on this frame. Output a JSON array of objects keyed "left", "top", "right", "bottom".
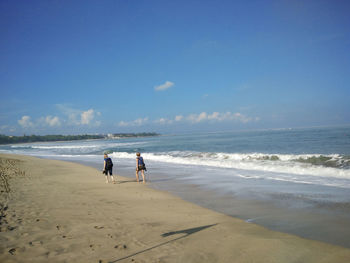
[{"left": 1, "top": 154, "right": 350, "bottom": 263}]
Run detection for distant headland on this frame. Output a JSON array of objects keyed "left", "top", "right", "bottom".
[{"left": 0, "top": 133, "right": 160, "bottom": 145}]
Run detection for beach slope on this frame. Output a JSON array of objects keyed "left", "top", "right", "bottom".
[{"left": 1, "top": 154, "right": 349, "bottom": 263}]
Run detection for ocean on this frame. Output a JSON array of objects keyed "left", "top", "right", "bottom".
[{"left": 1, "top": 126, "right": 350, "bottom": 247}]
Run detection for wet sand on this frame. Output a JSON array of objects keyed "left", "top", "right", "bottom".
[{"left": 1, "top": 154, "right": 350, "bottom": 263}]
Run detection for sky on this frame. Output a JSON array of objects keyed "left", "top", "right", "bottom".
[{"left": 1, "top": 0, "right": 349, "bottom": 135}]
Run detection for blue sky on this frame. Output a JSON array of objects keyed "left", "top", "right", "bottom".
[{"left": 1, "top": 0, "right": 349, "bottom": 135}]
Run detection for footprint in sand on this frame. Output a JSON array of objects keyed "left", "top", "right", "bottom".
[
  {"left": 114, "top": 244, "right": 127, "bottom": 250},
  {"left": 7, "top": 226, "right": 16, "bottom": 231},
  {"left": 90, "top": 244, "right": 102, "bottom": 251},
  {"left": 8, "top": 248, "right": 17, "bottom": 255},
  {"left": 29, "top": 240, "right": 43, "bottom": 246}
]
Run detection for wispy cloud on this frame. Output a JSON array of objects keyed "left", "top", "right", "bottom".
[
  {"left": 118, "top": 111, "right": 258, "bottom": 128},
  {"left": 18, "top": 116, "right": 34, "bottom": 128},
  {"left": 18, "top": 115, "right": 62, "bottom": 129},
  {"left": 154, "top": 118, "right": 173, "bottom": 125},
  {"left": 56, "top": 104, "right": 100, "bottom": 126},
  {"left": 0, "top": 125, "right": 16, "bottom": 133},
  {"left": 175, "top": 115, "right": 183, "bottom": 121},
  {"left": 154, "top": 115, "right": 185, "bottom": 125},
  {"left": 154, "top": 81, "right": 174, "bottom": 91},
  {"left": 15, "top": 106, "right": 102, "bottom": 132},
  {"left": 118, "top": 117, "right": 149, "bottom": 127},
  {"left": 187, "top": 112, "right": 208, "bottom": 123},
  {"left": 56, "top": 104, "right": 81, "bottom": 125},
  {"left": 81, "top": 109, "right": 95, "bottom": 125},
  {"left": 44, "top": 116, "right": 61, "bottom": 127},
  {"left": 36, "top": 116, "right": 61, "bottom": 128},
  {"left": 178, "top": 111, "right": 258, "bottom": 124}
]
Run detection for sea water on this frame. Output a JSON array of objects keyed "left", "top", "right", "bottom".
[
  {"left": 1, "top": 126, "right": 350, "bottom": 246},
  {"left": 2, "top": 126, "right": 350, "bottom": 187}
]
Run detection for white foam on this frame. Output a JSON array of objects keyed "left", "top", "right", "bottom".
[
  {"left": 31, "top": 145, "right": 98, "bottom": 149},
  {"left": 11, "top": 141, "right": 144, "bottom": 150},
  {"left": 110, "top": 151, "right": 350, "bottom": 180}
]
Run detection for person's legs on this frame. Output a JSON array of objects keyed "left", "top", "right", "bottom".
[
  {"left": 109, "top": 169, "right": 115, "bottom": 183},
  {"left": 135, "top": 170, "right": 140, "bottom": 182},
  {"left": 141, "top": 170, "right": 146, "bottom": 183},
  {"left": 105, "top": 169, "right": 114, "bottom": 183}
]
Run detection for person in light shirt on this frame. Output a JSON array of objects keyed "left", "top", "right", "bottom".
[{"left": 135, "top": 152, "right": 146, "bottom": 183}]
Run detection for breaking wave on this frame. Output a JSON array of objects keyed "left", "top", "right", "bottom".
[
  {"left": 110, "top": 151, "right": 350, "bottom": 179},
  {"left": 11, "top": 141, "right": 143, "bottom": 150}
]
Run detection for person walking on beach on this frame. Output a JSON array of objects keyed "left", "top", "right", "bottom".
[
  {"left": 136, "top": 152, "right": 146, "bottom": 183},
  {"left": 103, "top": 154, "right": 115, "bottom": 183}
]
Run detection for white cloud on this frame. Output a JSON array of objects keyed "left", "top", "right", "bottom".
[
  {"left": 118, "top": 117, "right": 149, "bottom": 127},
  {"left": 134, "top": 117, "right": 149, "bottom": 126},
  {"left": 208, "top": 112, "right": 220, "bottom": 120},
  {"left": 175, "top": 115, "right": 183, "bottom": 121},
  {"left": 15, "top": 106, "right": 101, "bottom": 132},
  {"left": 45, "top": 116, "right": 61, "bottom": 127},
  {"left": 231, "top": 112, "right": 252, "bottom": 123},
  {"left": 118, "top": 121, "right": 128, "bottom": 127},
  {"left": 154, "top": 81, "right": 174, "bottom": 91},
  {"left": 154, "top": 118, "right": 173, "bottom": 125},
  {"left": 56, "top": 105, "right": 100, "bottom": 126},
  {"left": 56, "top": 104, "right": 81, "bottom": 125},
  {"left": 185, "top": 111, "right": 256, "bottom": 124},
  {"left": 197, "top": 112, "right": 208, "bottom": 122},
  {"left": 81, "top": 109, "right": 95, "bottom": 125},
  {"left": 187, "top": 112, "right": 208, "bottom": 123},
  {"left": 18, "top": 116, "right": 34, "bottom": 128},
  {"left": 118, "top": 111, "right": 258, "bottom": 128},
  {"left": 154, "top": 115, "right": 186, "bottom": 125}
]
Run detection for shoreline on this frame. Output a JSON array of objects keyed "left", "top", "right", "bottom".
[
  {"left": 6, "top": 153, "right": 350, "bottom": 248},
  {"left": 1, "top": 153, "right": 350, "bottom": 262},
  {"left": 72, "top": 156, "right": 350, "bottom": 248}
]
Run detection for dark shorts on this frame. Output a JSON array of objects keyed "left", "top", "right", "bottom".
[
  {"left": 137, "top": 165, "right": 146, "bottom": 171},
  {"left": 104, "top": 168, "right": 113, "bottom": 176}
]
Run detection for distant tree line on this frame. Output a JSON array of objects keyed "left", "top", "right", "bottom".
[
  {"left": 0, "top": 133, "right": 160, "bottom": 145},
  {"left": 0, "top": 134, "right": 104, "bottom": 145},
  {"left": 111, "top": 132, "right": 160, "bottom": 138}
]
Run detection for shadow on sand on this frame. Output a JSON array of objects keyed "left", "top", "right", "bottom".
[
  {"left": 109, "top": 224, "right": 217, "bottom": 262},
  {"left": 115, "top": 180, "right": 137, "bottom": 184}
]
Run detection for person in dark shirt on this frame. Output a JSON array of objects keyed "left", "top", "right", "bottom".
[{"left": 103, "top": 154, "right": 115, "bottom": 183}]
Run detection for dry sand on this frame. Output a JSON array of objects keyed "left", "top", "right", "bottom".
[{"left": 1, "top": 153, "right": 350, "bottom": 263}]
